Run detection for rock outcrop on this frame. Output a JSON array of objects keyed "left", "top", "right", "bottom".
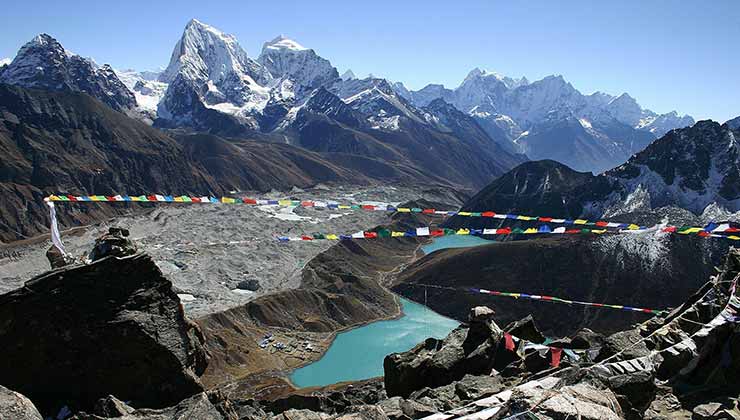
[
  {"left": 383, "top": 306, "right": 517, "bottom": 398},
  {"left": 69, "top": 391, "right": 238, "bottom": 420},
  {"left": 0, "top": 252, "right": 208, "bottom": 414},
  {"left": 0, "top": 386, "right": 43, "bottom": 420}
]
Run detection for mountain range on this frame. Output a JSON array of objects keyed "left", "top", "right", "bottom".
[
  {"left": 394, "top": 69, "right": 696, "bottom": 173},
  {"left": 1, "top": 19, "right": 737, "bottom": 243},
  {"left": 444, "top": 119, "right": 740, "bottom": 233},
  {"left": 1, "top": 19, "right": 695, "bottom": 176}
]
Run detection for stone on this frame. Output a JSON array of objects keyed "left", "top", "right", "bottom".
[
  {"left": 570, "top": 328, "right": 605, "bottom": 349},
  {"left": 269, "top": 409, "right": 331, "bottom": 420},
  {"left": 45, "top": 245, "right": 69, "bottom": 269},
  {"left": 72, "top": 391, "right": 238, "bottom": 419},
  {"left": 606, "top": 370, "right": 657, "bottom": 419},
  {"left": 236, "top": 278, "right": 261, "bottom": 291},
  {"left": 596, "top": 330, "right": 652, "bottom": 362},
  {"left": 375, "top": 397, "right": 406, "bottom": 420},
  {"left": 0, "top": 254, "right": 207, "bottom": 413},
  {"left": 508, "top": 382, "right": 622, "bottom": 420},
  {"left": 333, "top": 405, "right": 390, "bottom": 420},
  {"left": 93, "top": 395, "right": 135, "bottom": 417},
  {"left": 0, "top": 385, "right": 43, "bottom": 420},
  {"left": 88, "top": 227, "right": 137, "bottom": 262},
  {"left": 453, "top": 374, "right": 504, "bottom": 401},
  {"left": 504, "top": 315, "right": 546, "bottom": 344},
  {"left": 468, "top": 306, "right": 496, "bottom": 324},
  {"left": 692, "top": 402, "right": 723, "bottom": 420}
]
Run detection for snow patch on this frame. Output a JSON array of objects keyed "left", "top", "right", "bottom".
[
  {"left": 263, "top": 35, "right": 308, "bottom": 51},
  {"left": 178, "top": 293, "right": 197, "bottom": 302}
]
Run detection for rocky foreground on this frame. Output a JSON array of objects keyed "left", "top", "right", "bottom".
[{"left": 0, "top": 228, "right": 738, "bottom": 419}]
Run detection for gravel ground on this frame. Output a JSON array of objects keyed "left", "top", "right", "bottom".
[{"left": 0, "top": 185, "right": 457, "bottom": 317}]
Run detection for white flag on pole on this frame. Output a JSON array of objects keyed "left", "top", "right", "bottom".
[{"left": 47, "top": 201, "right": 66, "bottom": 255}]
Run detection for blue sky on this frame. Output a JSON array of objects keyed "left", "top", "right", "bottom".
[{"left": 1, "top": 0, "right": 738, "bottom": 122}]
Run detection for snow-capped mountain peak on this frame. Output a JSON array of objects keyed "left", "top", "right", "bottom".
[
  {"left": 341, "top": 69, "right": 356, "bottom": 80},
  {"left": 159, "top": 18, "right": 270, "bottom": 86},
  {"left": 0, "top": 58, "right": 11, "bottom": 67},
  {"left": 258, "top": 35, "right": 338, "bottom": 94},
  {"left": 263, "top": 35, "right": 308, "bottom": 52},
  {"left": 727, "top": 116, "right": 740, "bottom": 130},
  {"left": 0, "top": 33, "right": 136, "bottom": 111},
  {"left": 156, "top": 19, "right": 273, "bottom": 127},
  {"left": 462, "top": 67, "right": 528, "bottom": 89}
]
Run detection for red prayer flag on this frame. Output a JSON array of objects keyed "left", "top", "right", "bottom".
[
  {"left": 697, "top": 231, "right": 711, "bottom": 237},
  {"left": 301, "top": 235, "right": 313, "bottom": 241},
  {"left": 431, "top": 229, "right": 445, "bottom": 237},
  {"left": 191, "top": 197, "right": 201, "bottom": 203},
  {"left": 482, "top": 211, "right": 495, "bottom": 217},
  {"left": 595, "top": 221, "right": 609, "bottom": 227},
  {"left": 504, "top": 332, "right": 515, "bottom": 351},
  {"left": 422, "top": 208, "right": 435, "bottom": 214},
  {"left": 364, "top": 232, "right": 378, "bottom": 239},
  {"left": 362, "top": 205, "right": 375, "bottom": 210},
  {"left": 146, "top": 195, "right": 157, "bottom": 201},
  {"left": 538, "top": 217, "right": 553, "bottom": 222},
  {"left": 550, "top": 347, "right": 562, "bottom": 368},
  {"left": 662, "top": 226, "right": 677, "bottom": 233},
  {"left": 243, "top": 198, "right": 257, "bottom": 204},
  {"left": 302, "top": 201, "right": 314, "bottom": 207},
  {"left": 496, "top": 228, "right": 512, "bottom": 234},
  {"left": 565, "top": 229, "right": 581, "bottom": 234},
  {"left": 66, "top": 195, "right": 77, "bottom": 201}
]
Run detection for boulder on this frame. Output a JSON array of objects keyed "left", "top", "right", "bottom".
[
  {"left": 692, "top": 402, "right": 723, "bottom": 420},
  {"left": 596, "top": 329, "right": 652, "bottom": 362},
  {"left": 507, "top": 382, "right": 622, "bottom": 420},
  {"left": 45, "top": 244, "right": 69, "bottom": 269},
  {"left": 0, "top": 385, "right": 43, "bottom": 420},
  {"left": 333, "top": 405, "right": 390, "bottom": 420},
  {"left": 268, "top": 409, "right": 331, "bottom": 420},
  {"left": 262, "top": 379, "right": 386, "bottom": 415},
  {"left": 0, "top": 253, "right": 208, "bottom": 413},
  {"left": 504, "top": 315, "right": 546, "bottom": 344},
  {"left": 92, "top": 396, "right": 135, "bottom": 417},
  {"left": 71, "top": 391, "right": 237, "bottom": 419},
  {"left": 236, "top": 278, "right": 261, "bottom": 291},
  {"left": 607, "top": 370, "right": 657, "bottom": 420},
  {"left": 570, "top": 328, "right": 605, "bottom": 349}
]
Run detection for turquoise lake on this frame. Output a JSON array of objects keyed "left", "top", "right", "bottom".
[
  {"left": 421, "top": 234, "right": 493, "bottom": 254},
  {"left": 289, "top": 297, "right": 459, "bottom": 388},
  {"left": 289, "top": 235, "right": 492, "bottom": 388}
]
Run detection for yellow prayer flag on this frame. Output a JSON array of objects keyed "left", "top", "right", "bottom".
[
  {"left": 391, "top": 231, "right": 405, "bottom": 237},
  {"left": 574, "top": 219, "right": 588, "bottom": 225}
]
